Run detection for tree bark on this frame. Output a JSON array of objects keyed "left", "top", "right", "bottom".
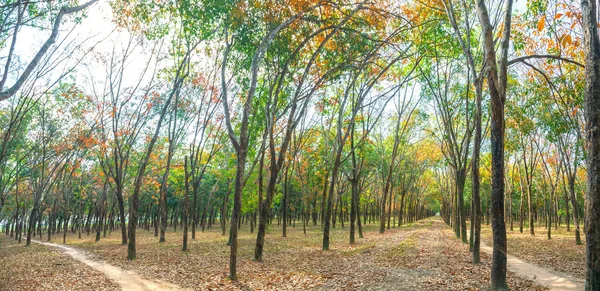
[{"left": 582, "top": 0, "right": 600, "bottom": 289}]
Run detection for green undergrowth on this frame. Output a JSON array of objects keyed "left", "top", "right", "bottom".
[
  {"left": 339, "top": 243, "right": 376, "bottom": 256},
  {"left": 380, "top": 231, "right": 419, "bottom": 261}
]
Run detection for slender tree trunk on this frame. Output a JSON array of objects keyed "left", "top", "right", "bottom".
[
  {"left": 564, "top": 189, "right": 571, "bottom": 231},
  {"left": 323, "top": 154, "right": 341, "bottom": 250},
  {"left": 63, "top": 214, "right": 68, "bottom": 244},
  {"left": 182, "top": 157, "right": 190, "bottom": 252},
  {"left": 547, "top": 193, "right": 552, "bottom": 240},
  {"left": 26, "top": 196, "right": 40, "bottom": 246},
  {"left": 116, "top": 185, "right": 127, "bottom": 245},
  {"left": 282, "top": 165, "right": 289, "bottom": 237},
  {"left": 229, "top": 146, "right": 246, "bottom": 279},
  {"left": 387, "top": 188, "right": 393, "bottom": 229},
  {"left": 582, "top": 0, "right": 600, "bottom": 288},
  {"left": 191, "top": 181, "right": 198, "bottom": 240},
  {"left": 222, "top": 183, "right": 230, "bottom": 236},
  {"left": 509, "top": 191, "right": 513, "bottom": 231},
  {"left": 453, "top": 186, "right": 460, "bottom": 237},
  {"left": 528, "top": 184, "right": 535, "bottom": 236},
  {"left": 320, "top": 171, "right": 329, "bottom": 226},
  {"left": 568, "top": 177, "right": 582, "bottom": 244},
  {"left": 520, "top": 188, "right": 524, "bottom": 233},
  {"left": 350, "top": 174, "right": 359, "bottom": 244},
  {"left": 457, "top": 170, "right": 468, "bottom": 244}
]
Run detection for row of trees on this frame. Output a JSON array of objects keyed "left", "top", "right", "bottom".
[
  {"left": 0, "top": 0, "right": 439, "bottom": 281},
  {"left": 0, "top": 0, "right": 599, "bottom": 290}
]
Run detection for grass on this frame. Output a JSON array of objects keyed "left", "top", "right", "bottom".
[{"left": 381, "top": 231, "right": 418, "bottom": 260}]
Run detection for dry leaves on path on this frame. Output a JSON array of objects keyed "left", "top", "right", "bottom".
[
  {"left": 49, "top": 217, "right": 547, "bottom": 290},
  {"left": 481, "top": 224, "right": 586, "bottom": 279},
  {"left": 370, "top": 220, "right": 547, "bottom": 291},
  {"left": 0, "top": 235, "right": 119, "bottom": 291}
]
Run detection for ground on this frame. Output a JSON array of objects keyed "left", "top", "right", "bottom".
[
  {"left": 480, "top": 222, "right": 586, "bottom": 279},
  {"left": 0, "top": 217, "right": 549, "bottom": 290},
  {"left": 0, "top": 235, "right": 119, "bottom": 291}
]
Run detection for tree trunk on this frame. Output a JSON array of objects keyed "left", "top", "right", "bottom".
[
  {"left": 472, "top": 85, "right": 482, "bottom": 261},
  {"left": 282, "top": 165, "right": 289, "bottom": 237},
  {"left": 116, "top": 185, "right": 127, "bottom": 245},
  {"left": 350, "top": 173, "right": 359, "bottom": 244},
  {"left": 582, "top": 0, "right": 600, "bottom": 288},
  {"left": 182, "top": 157, "right": 190, "bottom": 252},
  {"left": 520, "top": 187, "right": 525, "bottom": 233},
  {"left": 528, "top": 183, "right": 535, "bottom": 236},
  {"left": 229, "top": 145, "right": 246, "bottom": 279},
  {"left": 547, "top": 194, "right": 552, "bottom": 240},
  {"left": 457, "top": 170, "right": 468, "bottom": 244},
  {"left": 320, "top": 171, "right": 329, "bottom": 226},
  {"left": 568, "top": 177, "right": 582, "bottom": 245},
  {"left": 564, "top": 189, "right": 571, "bottom": 231},
  {"left": 323, "top": 154, "right": 341, "bottom": 250},
  {"left": 475, "top": 0, "right": 512, "bottom": 288}
]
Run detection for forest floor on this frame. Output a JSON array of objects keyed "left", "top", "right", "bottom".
[
  {"left": 4, "top": 216, "right": 546, "bottom": 290},
  {"left": 479, "top": 243, "right": 583, "bottom": 290},
  {"left": 33, "top": 240, "right": 185, "bottom": 291},
  {"left": 480, "top": 223, "right": 586, "bottom": 280},
  {"left": 0, "top": 235, "right": 119, "bottom": 290}
]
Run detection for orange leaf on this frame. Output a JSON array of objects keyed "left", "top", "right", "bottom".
[
  {"left": 554, "top": 13, "right": 563, "bottom": 20},
  {"left": 537, "top": 17, "right": 545, "bottom": 31},
  {"left": 560, "top": 34, "right": 573, "bottom": 46}
]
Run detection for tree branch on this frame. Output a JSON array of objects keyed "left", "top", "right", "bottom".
[
  {"left": 0, "top": 0, "right": 98, "bottom": 101},
  {"left": 507, "top": 54, "right": 584, "bottom": 68}
]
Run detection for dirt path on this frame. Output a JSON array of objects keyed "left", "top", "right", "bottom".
[
  {"left": 32, "top": 240, "right": 187, "bottom": 291},
  {"left": 29, "top": 218, "right": 544, "bottom": 290},
  {"left": 480, "top": 243, "right": 584, "bottom": 291}
]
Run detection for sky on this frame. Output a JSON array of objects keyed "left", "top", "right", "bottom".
[
  {"left": 3, "top": 0, "right": 533, "bottom": 128},
  {"left": 8, "top": 0, "right": 532, "bottom": 90}
]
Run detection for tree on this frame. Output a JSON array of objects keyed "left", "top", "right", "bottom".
[
  {"left": 0, "top": 95, "right": 36, "bottom": 215},
  {"left": 535, "top": 139, "right": 561, "bottom": 240},
  {"left": 442, "top": 0, "right": 485, "bottom": 262},
  {"left": 581, "top": 0, "right": 600, "bottom": 289},
  {"left": 92, "top": 37, "right": 162, "bottom": 245},
  {"left": 321, "top": 41, "right": 415, "bottom": 248},
  {"left": 187, "top": 64, "right": 223, "bottom": 241},
  {"left": 475, "top": 0, "right": 513, "bottom": 288},
  {"left": 378, "top": 84, "right": 421, "bottom": 234},
  {"left": 127, "top": 41, "right": 195, "bottom": 260},
  {"left": 219, "top": 7, "right": 310, "bottom": 279},
  {"left": 517, "top": 130, "right": 540, "bottom": 236},
  {"left": 422, "top": 56, "right": 472, "bottom": 243},
  {"left": 254, "top": 1, "right": 364, "bottom": 261},
  {"left": 158, "top": 59, "right": 196, "bottom": 243}
]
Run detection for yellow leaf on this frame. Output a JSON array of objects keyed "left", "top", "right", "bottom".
[{"left": 538, "top": 17, "right": 545, "bottom": 31}]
